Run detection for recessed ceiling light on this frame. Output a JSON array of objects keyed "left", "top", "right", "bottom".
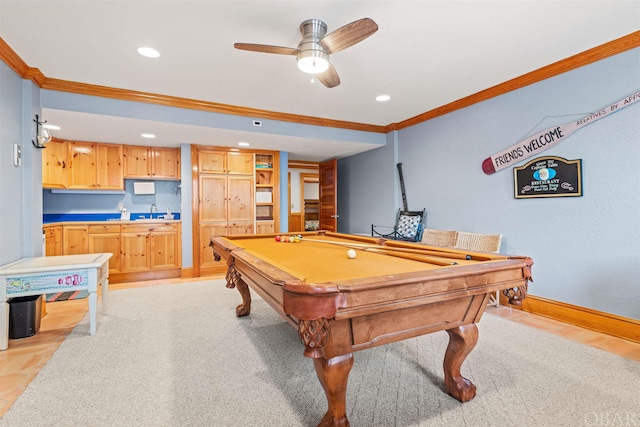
[
  {"left": 43, "top": 124, "right": 60, "bottom": 130},
  {"left": 238, "top": 142, "right": 250, "bottom": 147},
  {"left": 141, "top": 133, "right": 156, "bottom": 139},
  {"left": 137, "top": 47, "right": 160, "bottom": 58},
  {"left": 376, "top": 95, "right": 391, "bottom": 102}
]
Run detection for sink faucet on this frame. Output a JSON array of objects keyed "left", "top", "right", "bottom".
[{"left": 150, "top": 204, "right": 157, "bottom": 219}]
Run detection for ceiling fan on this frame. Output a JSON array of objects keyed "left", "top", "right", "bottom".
[{"left": 234, "top": 17, "right": 378, "bottom": 88}]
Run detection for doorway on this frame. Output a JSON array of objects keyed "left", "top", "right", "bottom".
[{"left": 287, "top": 162, "right": 319, "bottom": 232}]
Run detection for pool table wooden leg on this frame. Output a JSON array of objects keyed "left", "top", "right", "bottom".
[
  {"left": 443, "top": 324, "right": 478, "bottom": 402},
  {"left": 313, "top": 353, "right": 354, "bottom": 427},
  {"left": 225, "top": 264, "right": 251, "bottom": 317}
]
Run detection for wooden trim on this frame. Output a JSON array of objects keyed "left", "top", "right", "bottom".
[
  {"left": 3, "top": 32, "right": 638, "bottom": 133},
  {"left": 288, "top": 160, "right": 319, "bottom": 170},
  {"left": 500, "top": 293, "right": 640, "bottom": 343},
  {"left": 39, "top": 78, "right": 386, "bottom": 133},
  {"left": 191, "top": 145, "right": 201, "bottom": 278},
  {"left": 109, "top": 268, "right": 181, "bottom": 284},
  {"left": 180, "top": 267, "right": 195, "bottom": 279},
  {"left": 387, "top": 31, "right": 640, "bottom": 132},
  {"left": 0, "top": 37, "right": 29, "bottom": 76}
]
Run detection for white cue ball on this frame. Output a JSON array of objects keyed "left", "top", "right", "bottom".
[{"left": 347, "top": 249, "right": 357, "bottom": 259}]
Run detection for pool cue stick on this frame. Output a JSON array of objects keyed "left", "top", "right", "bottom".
[
  {"left": 301, "top": 237, "right": 491, "bottom": 261},
  {"left": 397, "top": 163, "right": 408, "bottom": 211},
  {"left": 362, "top": 247, "right": 457, "bottom": 266}
]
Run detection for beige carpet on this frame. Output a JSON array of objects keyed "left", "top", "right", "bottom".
[{"left": 1, "top": 280, "right": 638, "bottom": 427}]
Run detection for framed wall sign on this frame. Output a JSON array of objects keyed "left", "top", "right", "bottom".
[{"left": 513, "top": 156, "right": 582, "bottom": 199}]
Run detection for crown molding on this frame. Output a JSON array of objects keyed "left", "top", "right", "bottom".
[
  {"left": 39, "top": 77, "right": 388, "bottom": 133},
  {"left": 386, "top": 31, "right": 640, "bottom": 132},
  {"left": 2, "top": 31, "right": 638, "bottom": 134}
]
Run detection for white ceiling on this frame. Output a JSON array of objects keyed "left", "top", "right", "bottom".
[{"left": 1, "top": 1, "right": 638, "bottom": 161}]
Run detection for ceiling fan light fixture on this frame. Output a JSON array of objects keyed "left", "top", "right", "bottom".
[{"left": 297, "top": 50, "right": 329, "bottom": 74}]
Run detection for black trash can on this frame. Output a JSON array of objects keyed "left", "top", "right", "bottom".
[{"left": 8, "top": 295, "right": 42, "bottom": 339}]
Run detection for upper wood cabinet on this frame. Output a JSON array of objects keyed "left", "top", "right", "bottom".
[
  {"left": 42, "top": 140, "right": 69, "bottom": 189},
  {"left": 199, "top": 150, "right": 253, "bottom": 174},
  {"left": 96, "top": 144, "right": 124, "bottom": 190},
  {"left": 123, "top": 146, "right": 181, "bottom": 180},
  {"left": 43, "top": 140, "right": 124, "bottom": 190},
  {"left": 68, "top": 141, "right": 97, "bottom": 189}
]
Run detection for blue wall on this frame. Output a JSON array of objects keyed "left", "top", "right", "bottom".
[
  {"left": 339, "top": 48, "right": 640, "bottom": 319},
  {"left": 2, "top": 45, "right": 638, "bottom": 319},
  {"left": 43, "top": 180, "right": 182, "bottom": 219},
  {"left": 0, "top": 61, "right": 43, "bottom": 264}
]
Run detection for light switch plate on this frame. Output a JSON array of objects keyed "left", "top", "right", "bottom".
[{"left": 13, "top": 144, "right": 21, "bottom": 166}]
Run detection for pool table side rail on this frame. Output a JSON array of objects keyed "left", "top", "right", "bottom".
[{"left": 211, "top": 235, "right": 532, "bottom": 323}]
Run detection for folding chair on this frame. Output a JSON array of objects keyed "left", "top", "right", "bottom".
[{"left": 371, "top": 209, "right": 426, "bottom": 242}]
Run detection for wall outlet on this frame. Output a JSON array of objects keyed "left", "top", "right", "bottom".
[{"left": 13, "top": 144, "right": 21, "bottom": 166}]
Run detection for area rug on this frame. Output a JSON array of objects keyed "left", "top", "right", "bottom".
[
  {"left": 45, "top": 290, "right": 89, "bottom": 302},
  {"left": 1, "top": 280, "right": 638, "bottom": 427}
]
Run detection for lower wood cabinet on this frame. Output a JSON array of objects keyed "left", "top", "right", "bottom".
[
  {"left": 44, "top": 225, "right": 63, "bottom": 256},
  {"left": 63, "top": 225, "right": 89, "bottom": 255},
  {"left": 88, "top": 224, "right": 122, "bottom": 274},
  {"left": 198, "top": 221, "right": 253, "bottom": 272},
  {"left": 59, "top": 222, "right": 181, "bottom": 277},
  {"left": 121, "top": 223, "right": 181, "bottom": 272}
]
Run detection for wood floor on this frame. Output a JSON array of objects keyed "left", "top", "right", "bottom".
[{"left": 1, "top": 277, "right": 639, "bottom": 418}]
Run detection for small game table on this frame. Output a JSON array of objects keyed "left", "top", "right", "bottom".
[{"left": 0, "top": 253, "right": 112, "bottom": 350}]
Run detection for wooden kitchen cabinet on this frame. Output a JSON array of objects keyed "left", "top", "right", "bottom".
[
  {"left": 123, "top": 146, "right": 181, "bottom": 180},
  {"left": 88, "top": 224, "right": 122, "bottom": 273},
  {"left": 121, "top": 222, "right": 181, "bottom": 273},
  {"left": 43, "top": 140, "right": 124, "bottom": 190},
  {"left": 150, "top": 229, "right": 180, "bottom": 269},
  {"left": 68, "top": 141, "right": 97, "bottom": 189},
  {"left": 199, "top": 150, "right": 253, "bottom": 174},
  {"left": 121, "top": 226, "right": 151, "bottom": 272},
  {"left": 43, "top": 225, "right": 63, "bottom": 256},
  {"left": 42, "top": 140, "right": 68, "bottom": 189},
  {"left": 96, "top": 144, "right": 124, "bottom": 190},
  {"left": 153, "top": 147, "right": 181, "bottom": 179},
  {"left": 63, "top": 225, "right": 89, "bottom": 255}
]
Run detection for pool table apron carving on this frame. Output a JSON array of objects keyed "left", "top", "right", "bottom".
[{"left": 211, "top": 232, "right": 533, "bottom": 427}]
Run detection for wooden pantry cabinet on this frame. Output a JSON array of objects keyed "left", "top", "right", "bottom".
[
  {"left": 196, "top": 149, "right": 254, "bottom": 273},
  {"left": 123, "top": 146, "right": 181, "bottom": 180}
]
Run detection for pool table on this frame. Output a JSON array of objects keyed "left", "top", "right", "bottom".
[{"left": 210, "top": 231, "right": 533, "bottom": 427}]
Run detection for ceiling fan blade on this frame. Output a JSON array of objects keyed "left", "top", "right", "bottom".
[
  {"left": 320, "top": 18, "right": 378, "bottom": 54},
  {"left": 234, "top": 43, "right": 297, "bottom": 56},
  {"left": 316, "top": 63, "right": 340, "bottom": 88}
]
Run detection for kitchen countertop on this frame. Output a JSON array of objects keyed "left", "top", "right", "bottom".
[
  {"left": 43, "top": 219, "right": 181, "bottom": 226},
  {"left": 43, "top": 213, "right": 181, "bottom": 224}
]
